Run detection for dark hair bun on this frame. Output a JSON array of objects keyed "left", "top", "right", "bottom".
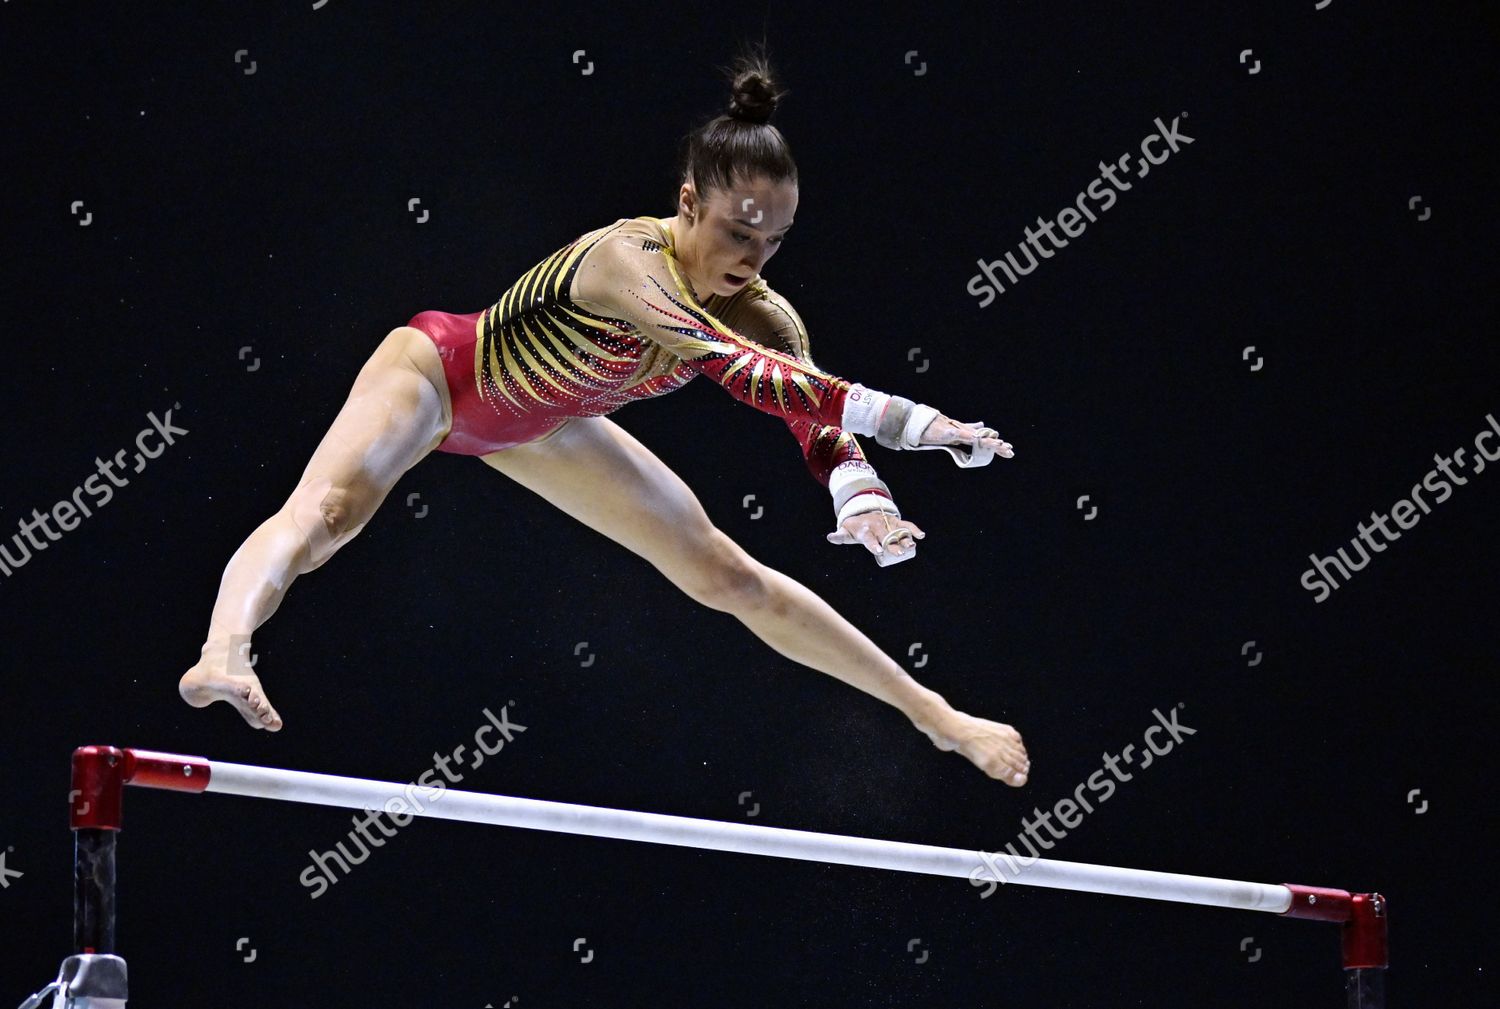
[
  {"left": 724, "top": 47, "right": 787, "bottom": 125},
  {"left": 728, "top": 74, "right": 778, "bottom": 124},
  {"left": 674, "top": 43, "right": 797, "bottom": 204}
]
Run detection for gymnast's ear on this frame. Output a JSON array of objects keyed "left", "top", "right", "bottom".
[{"left": 677, "top": 181, "right": 700, "bottom": 223}]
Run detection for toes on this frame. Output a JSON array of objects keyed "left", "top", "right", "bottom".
[
  {"left": 975, "top": 750, "right": 1019, "bottom": 782},
  {"left": 983, "top": 747, "right": 1029, "bottom": 785},
  {"left": 254, "top": 697, "right": 282, "bottom": 730},
  {"left": 234, "top": 686, "right": 282, "bottom": 730},
  {"left": 943, "top": 719, "right": 1031, "bottom": 784},
  {"left": 1008, "top": 751, "right": 1031, "bottom": 782}
]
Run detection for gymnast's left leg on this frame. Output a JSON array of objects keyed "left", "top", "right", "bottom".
[{"left": 481, "top": 416, "right": 1030, "bottom": 786}]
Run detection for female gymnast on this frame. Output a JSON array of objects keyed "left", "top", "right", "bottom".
[{"left": 178, "top": 48, "right": 1031, "bottom": 787}]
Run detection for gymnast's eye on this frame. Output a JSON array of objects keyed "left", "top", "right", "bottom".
[{"left": 732, "top": 231, "right": 751, "bottom": 243}]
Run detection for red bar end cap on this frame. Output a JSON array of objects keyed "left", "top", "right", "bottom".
[
  {"left": 70, "top": 746, "right": 126, "bottom": 830},
  {"left": 1342, "top": 892, "right": 1389, "bottom": 970}
]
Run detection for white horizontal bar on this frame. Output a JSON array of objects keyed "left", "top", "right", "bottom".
[{"left": 204, "top": 760, "right": 1292, "bottom": 914}]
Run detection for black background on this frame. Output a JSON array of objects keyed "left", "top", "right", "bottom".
[{"left": 2, "top": 2, "right": 1495, "bottom": 1007}]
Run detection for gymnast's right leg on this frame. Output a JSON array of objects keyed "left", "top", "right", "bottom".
[{"left": 178, "top": 326, "right": 453, "bottom": 731}]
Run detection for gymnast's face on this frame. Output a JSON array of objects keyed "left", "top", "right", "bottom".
[{"left": 672, "top": 174, "right": 797, "bottom": 300}]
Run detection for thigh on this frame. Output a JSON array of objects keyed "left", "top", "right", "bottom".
[
  {"left": 284, "top": 327, "right": 450, "bottom": 536},
  {"left": 480, "top": 416, "right": 740, "bottom": 589}
]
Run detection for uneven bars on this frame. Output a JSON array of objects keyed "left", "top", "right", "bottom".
[{"left": 59, "top": 746, "right": 1389, "bottom": 1008}]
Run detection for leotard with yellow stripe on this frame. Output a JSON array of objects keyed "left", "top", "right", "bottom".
[{"left": 407, "top": 216, "right": 888, "bottom": 506}]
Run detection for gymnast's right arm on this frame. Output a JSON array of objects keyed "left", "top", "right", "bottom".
[{"left": 570, "top": 232, "right": 944, "bottom": 449}]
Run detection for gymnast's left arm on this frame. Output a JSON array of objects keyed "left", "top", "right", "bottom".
[
  {"left": 723, "top": 281, "right": 931, "bottom": 565},
  {"left": 571, "top": 234, "right": 1012, "bottom": 566},
  {"left": 572, "top": 232, "right": 1013, "bottom": 464}
]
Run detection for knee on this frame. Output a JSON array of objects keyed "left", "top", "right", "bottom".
[
  {"left": 316, "top": 488, "right": 360, "bottom": 538},
  {"left": 676, "top": 530, "right": 770, "bottom": 613},
  {"left": 288, "top": 478, "right": 368, "bottom": 564}
]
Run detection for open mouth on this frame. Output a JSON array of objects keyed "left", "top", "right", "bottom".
[{"left": 724, "top": 273, "right": 749, "bottom": 286}]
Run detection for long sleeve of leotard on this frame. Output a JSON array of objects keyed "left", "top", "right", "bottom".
[
  {"left": 571, "top": 231, "right": 856, "bottom": 429},
  {"left": 722, "top": 280, "right": 888, "bottom": 495}
]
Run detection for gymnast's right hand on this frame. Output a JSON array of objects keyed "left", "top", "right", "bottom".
[{"left": 178, "top": 637, "right": 284, "bottom": 731}]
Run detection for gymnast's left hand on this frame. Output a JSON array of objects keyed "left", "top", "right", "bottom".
[
  {"left": 826, "top": 511, "right": 926, "bottom": 560},
  {"left": 920, "top": 415, "right": 1014, "bottom": 459}
]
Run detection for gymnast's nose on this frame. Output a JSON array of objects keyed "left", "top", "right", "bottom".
[{"left": 742, "top": 243, "right": 772, "bottom": 273}]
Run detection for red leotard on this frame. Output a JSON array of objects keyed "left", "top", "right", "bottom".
[{"left": 406, "top": 216, "right": 885, "bottom": 505}]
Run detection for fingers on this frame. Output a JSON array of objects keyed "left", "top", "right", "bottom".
[
  {"left": 965, "top": 425, "right": 1013, "bottom": 458},
  {"left": 929, "top": 417, "right": 1015, "bottom": 459},
  {"left": 863, "top": 524, "right": 914, "bottom": 558},
  {"left": 855, "top": 526, "right": 884, "bottom": 555},
  {"left": 883, "top": 528, "right": 916, "bottom": 558},
  {"left": 963, "top": 430, "right": 1012, "bottom": 459},
  {"left": 831, "top": 517, "right": 925, "bottom": 556},
  {"left": 981, "top": 431, "right": 1014, "bottom": 457}
]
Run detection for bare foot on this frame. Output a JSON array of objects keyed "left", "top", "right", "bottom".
[
  {"left": 178, "top": 639, "right": 283, "bottom": 731},
  {"left": 916, "top": 711, "right": 1030, "bottom": 785}
]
